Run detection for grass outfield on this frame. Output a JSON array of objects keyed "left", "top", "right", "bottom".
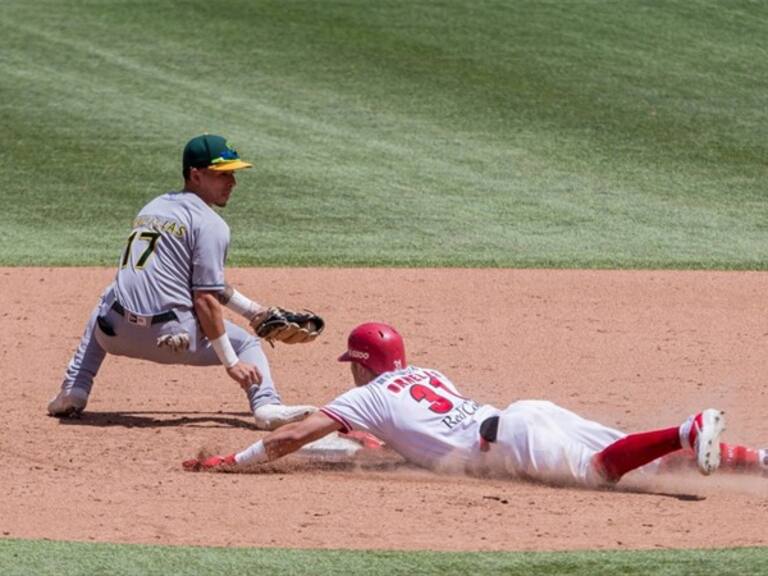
[
  {"left": 1, "top": 540, "right": 767, "bottom": 576},
  {"left": 2, "top": 0, "right": 767, "bottom": 268}
]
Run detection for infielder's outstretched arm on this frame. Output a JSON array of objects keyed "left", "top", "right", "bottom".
[
  {"left": 193, "top": 290, "right": 261, "bottom": 389},
  {"left": 216, "top": 283, "right": 266, "bottom": 320},
  {"left": 217, "top": 283, "right": 325, "bottom": 346}
]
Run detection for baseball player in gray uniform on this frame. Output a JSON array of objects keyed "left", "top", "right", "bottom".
[{"left": 47, "top": 134, "right": 316, "bottom": 430}]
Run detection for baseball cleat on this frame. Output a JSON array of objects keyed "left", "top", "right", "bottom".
[
  {"left": 688, "top": 409, "right": 727, "bottom": 476},
  {"left": 47, "top": 388, "right": 89, "bottom": 417},
  {"left": 253, "top": 403, "right": 317, "bottom": 431}
]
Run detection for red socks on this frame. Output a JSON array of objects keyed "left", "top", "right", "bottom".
[
  {"left": 595, "top": 427, "right": 682, "bottom": 482},
  {"left": 595, "top": 414, "right": 766, "bottom": 482}
]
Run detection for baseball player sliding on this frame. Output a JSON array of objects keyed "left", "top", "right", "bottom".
[
  {"left": 48, "top": 134, "right": 320, "bottom": 430},
  {"left": 185, "top": 322, "right": 768, "bottom": 485}
]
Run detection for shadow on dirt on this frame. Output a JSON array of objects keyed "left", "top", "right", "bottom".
[
  {"left": 602, "top": 485, "right": 706, "bottom": 502},
  {"left": 54, "top": 410, "right": 258, "bottom": 429},
  {"left": 239, "top": 456, "right": 417, "bottom": 475}
]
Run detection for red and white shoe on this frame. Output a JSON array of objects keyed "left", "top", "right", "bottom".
[
  {"left": 182, "top": 453, "right": 236, "bottom": 472},
  {"left": 680, "top": 409, "right": 726, "bottom": 475}
]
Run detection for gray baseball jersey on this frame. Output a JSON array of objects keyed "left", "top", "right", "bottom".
[
  {"left": 115, "top": 191, "right": 229, "bottom": 315},
  {"left": 56, "top": 190, "right": 283, "bottom": 413}
]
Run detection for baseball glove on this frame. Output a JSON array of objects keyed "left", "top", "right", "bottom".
[{"left": 250, "top": 307, "right": 325, "bottom": 345}]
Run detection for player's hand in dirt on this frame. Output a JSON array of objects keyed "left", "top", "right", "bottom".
[
  {"left": 183, "top": 454, "right": 236, "bottom": 472},
  {"left": 226, "top": 361, "right": 262, "bottom": 390}
]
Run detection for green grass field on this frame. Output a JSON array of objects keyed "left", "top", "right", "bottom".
[
  {"left": 1, "top": 539, "right": 768, "bottom": 576},
  {"left": 2, "top": 0, "right": 767, "bottom": 267}
]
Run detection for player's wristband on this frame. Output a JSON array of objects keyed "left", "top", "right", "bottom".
[
  {"left": 210, "top": 334, "right": 239, "bottom": 368},
  {"left": 235, "top": 440, "right": 268, "bottom": 464},
  {"left": 225, "top": 289, "right": 265, "bottom": 320}
]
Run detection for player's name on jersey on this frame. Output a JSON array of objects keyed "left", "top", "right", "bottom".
[
  {"left": 384, "top": 369, "right": 440, "bottom": 392},
  {"left": 132, "top": 215, "right": 187, "bottom": 238}
]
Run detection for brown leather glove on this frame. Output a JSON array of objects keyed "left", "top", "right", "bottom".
[{"left": 249, "top": 307, "right": 325, "bottom": 345}]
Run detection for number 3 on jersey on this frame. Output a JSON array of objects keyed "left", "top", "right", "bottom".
[
  {"left": 408, "top": 375, "right": 468, "bottom": 414},
  {"left": 410, "top": 384, "right": 453, "bottom": 413},
  {"left": 121, "top": 231, "right": 160, "bottom": 270}
]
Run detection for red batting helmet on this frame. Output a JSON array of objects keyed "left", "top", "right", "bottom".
[{"left": 338, "top": 322, "right": 406, "bottom": 374}]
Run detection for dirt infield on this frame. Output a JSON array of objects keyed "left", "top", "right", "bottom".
[{"left": 1, "top": 268, "right": 766, "bottom": 551}]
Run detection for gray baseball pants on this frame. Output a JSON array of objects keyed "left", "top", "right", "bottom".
[{"left": 59, "top": 284, "right": 281, "bottom": 412}]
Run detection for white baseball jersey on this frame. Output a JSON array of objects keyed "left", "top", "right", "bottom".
[
  {"left": 323, "top": 366, "right": 649, "bottom": 486},
  {"left": 322, "top": 366, "right": 499, "bottom": 470},
  {"left": 115, "top": 191, "right": 229, "bottom": 315}
]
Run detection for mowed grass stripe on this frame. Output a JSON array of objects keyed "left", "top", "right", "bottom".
[
  {"left": 2, "top": 0, "right": 767, "bottom": 267},
  {"left": 1, "top": 539, "right": 768, "bottom": 576}
]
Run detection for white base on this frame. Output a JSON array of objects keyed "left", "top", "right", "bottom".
[{"left": 298, "top": 432, "right": 363, "bottom": 460}]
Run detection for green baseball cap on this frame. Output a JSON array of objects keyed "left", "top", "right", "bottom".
[{"left": 182, "top": 134, "right": 252, "bottom": 173}]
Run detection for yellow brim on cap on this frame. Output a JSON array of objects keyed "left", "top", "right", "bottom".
[{"left": 208, "top": 160, "right": 253, "bottom": 171}]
